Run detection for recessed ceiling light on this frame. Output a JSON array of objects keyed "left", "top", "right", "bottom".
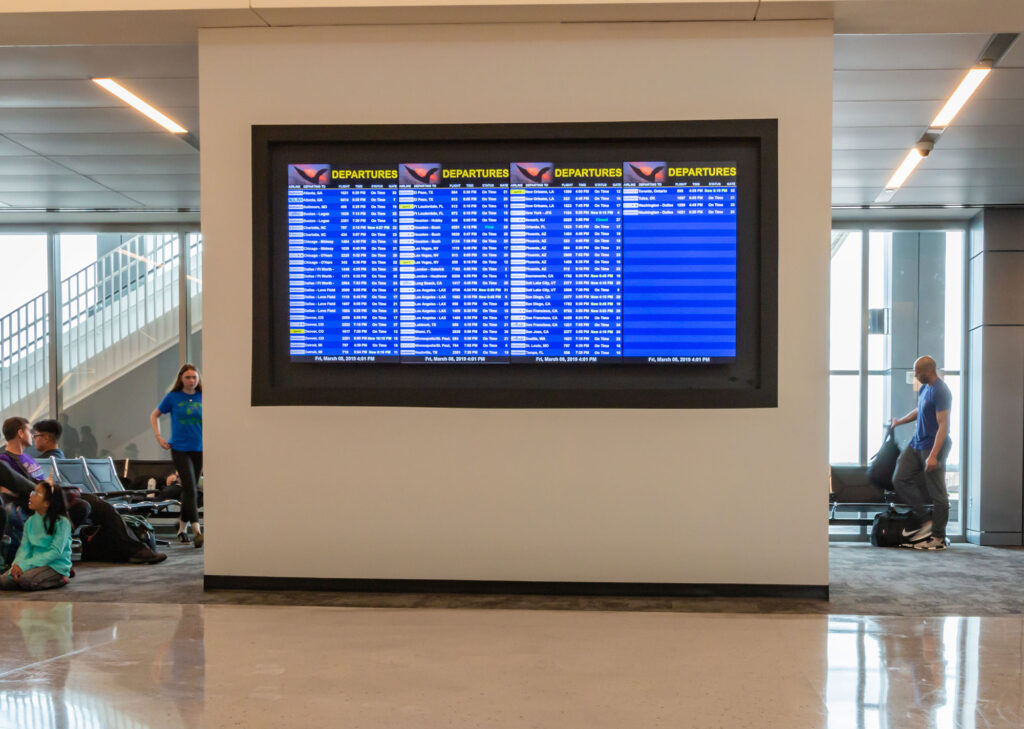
[
  {"left": 92, "top": 78, "right": 188, "bottom": 134},
  {"left": 931, "top": 66, "right": 991, "bottom": 127},
  {"left": 884, "top": 149, "right": 924, "bottom": 191}
]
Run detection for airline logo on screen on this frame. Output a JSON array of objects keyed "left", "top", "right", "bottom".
[{"left": 288, "top": 164, "right": 331, "bottom": 186}]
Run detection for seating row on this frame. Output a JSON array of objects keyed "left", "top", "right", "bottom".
[{"left": 38, "top": 456, "right": 180, "bottom": 518}]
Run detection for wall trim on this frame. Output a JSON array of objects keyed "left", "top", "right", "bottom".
[{"left": 204, "top": 575, "right": 829, "bottom": 600}]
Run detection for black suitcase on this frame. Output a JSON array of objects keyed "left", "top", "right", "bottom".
[{"left": 870, "top": 507, "right": 916, "bottom": 547}]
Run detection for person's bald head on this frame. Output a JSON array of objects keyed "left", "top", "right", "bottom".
[{"left": 914, "top": 356, "right": 938, "bottom": 385}]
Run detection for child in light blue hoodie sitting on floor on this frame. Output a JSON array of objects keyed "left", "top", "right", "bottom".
[{"left": 1, "top": 481, "right": 72, "bottom": 591}]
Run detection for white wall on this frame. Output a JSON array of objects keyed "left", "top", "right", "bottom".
[{"left": 200, "top": 20, "right": 832, "bottom": 586}]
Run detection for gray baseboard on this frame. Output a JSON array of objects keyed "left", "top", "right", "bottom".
[{"left": 965, "top": 529, "right": 1023, "bottom": 546}]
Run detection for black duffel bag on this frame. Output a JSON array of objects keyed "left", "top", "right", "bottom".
[
  {"left": 867, "top": 425, "right": 900, "bottom": 490},
  {"left": 870, "top": 507, "right": 916, "bottom": 547}
]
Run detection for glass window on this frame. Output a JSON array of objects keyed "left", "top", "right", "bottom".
[
  {"left": 188, "top": 232, "right": 203, "bottom": 370},
  {"left": 866, "top": 374, "right": 887, "bottom": 459},
  {"left": 867, "top": 232, "right": 889, "bottom": 371},
  {"left": 0, "top": 234, "right": 50, "bottom": 424},
  {"left": 830, "top": 226, "right": 966, "bottom": 539},
  {"left": 830, "top": 232, "right": 862, "bottom": 370},
  {"left": 829, "top": 375, "right": 860, "bottom": 464},
  {"left": 944, "top": 231, "right": 963, "bottom": 371},
  {"left": 57, "top": 233, "right": 181, "bottom": 460}
]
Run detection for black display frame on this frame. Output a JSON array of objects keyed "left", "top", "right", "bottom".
[{"left": 252, "top": 120, "right": 777, "bottom": 408}]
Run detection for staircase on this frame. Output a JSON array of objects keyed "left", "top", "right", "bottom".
[{"left": 0, "top": 233, "right": 202, "bottom": 420}]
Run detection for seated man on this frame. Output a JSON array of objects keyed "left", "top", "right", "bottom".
[
  {"left": 31, "top": 418, "right": 91, "bottom": 530},
  {"left": 32, "top": 418, "right": 66, "bottom": 459},
  {"left": 0, "top": 417, "right": 43, "bottom": 563},
  {"left": 0, "top": 417, "right": 164, "bottom": 565}
]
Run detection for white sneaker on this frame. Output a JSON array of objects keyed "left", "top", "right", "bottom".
[
  {"left": 900, "top": 519, "right": 933, "bottom": 544},
  {"left": 912, "top": 536, "right": 947, "bottom": 551}
]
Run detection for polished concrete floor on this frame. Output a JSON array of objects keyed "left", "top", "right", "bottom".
[
  {"left": 1, "top": 601, "right": 1021, "bottom": 729},
  {"left": 4, "top": 543, "right": 1024, "bottom": 728}
]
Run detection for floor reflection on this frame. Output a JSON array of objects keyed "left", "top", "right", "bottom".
[
  {"left": 0, "top": 602, "right": 204, "bottom": 729},
  {"left": 825, "top": 616, "right": 1006, "bottom": 729},
  {"left": 0, "top": 602, "right": 1021, "bottom": 729}
]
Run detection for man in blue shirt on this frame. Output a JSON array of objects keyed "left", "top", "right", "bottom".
[{"left": 891, "top": 356, "right": 953, "bottom": 550}]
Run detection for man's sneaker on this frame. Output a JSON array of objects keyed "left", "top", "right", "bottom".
[
  {"left": 900, "top": 519, "right": 933, "bottom": 544},
  {"left": 912, "top": 536, "right": 947, "bottom": 551}
]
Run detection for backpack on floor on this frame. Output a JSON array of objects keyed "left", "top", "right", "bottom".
[
  {"left": 870, "top": 507, "right": 916, "bottom": 547},
  {"left": 120, "top": 514, "right": 157, "bottom": 552}
]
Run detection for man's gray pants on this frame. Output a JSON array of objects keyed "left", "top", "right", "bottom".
[
  {"left": 0, "top": 566, "right": 67, "bottom": 591},
  {"left": 892, "top": 440, "right": 951, "bottom": 538}
]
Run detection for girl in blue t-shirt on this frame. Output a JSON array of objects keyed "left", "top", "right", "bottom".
[
  {"left": 150, "top": 363, "right": 204, "bottom": 548},
  {"left": 0, "top": 481, "right": 72, "bottom": 591}
]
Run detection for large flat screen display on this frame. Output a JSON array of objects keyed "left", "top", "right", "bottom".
[
  {"left": 253, "top": 121, "right": 777, "bottom": 408},
  {"left": 287, "top": 160, "right": 737, "bottom": 364}
]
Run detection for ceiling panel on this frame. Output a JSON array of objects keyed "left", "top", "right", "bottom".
[
  {"left": 0, "top": 107, "right": 199, "bottom": 135},
  {"left": 51, "top": 154, "right": 199, "bottom": 175},
  {"left": 834, "top": 125, "right": 1024, "bottom": 151},
  {"left": 0, "top": 79, "right": 198, "bottom": 109},
  {"left": 834, "top": 147, "right": 1024, "bottom": 170},
  {"left": 834, "top": 34, "right": 988, "bottom": 70},
  {"left": 0, "top": 191, "right": 143, "bottom": 208},
  {"left": 0, "top": 156, "right": 69, "bottom": 175},
  {"left": 126, "top": 191, "right": 201, "bottom": 208},
  {"left": 1000, "top": 37, "right": 1024, "bottom": 67},
  {"left": 948, "top": 97, "right": 1024, "bottom": 126},
  {"left": 967, "top": 68, "right": 1024, "bottom": 98},
  {"left": 6, "top": 133, "right": 197, "bottom": 157},
  {"left": 0, "top": 136, "right": 34, "bottom": 156},
  {"left": 833, "top": 167, "right": 1024, "bottom": 189},
  {"left": 834, "top": 99, "right": 943, "bottom": 126},
  {"left": 930, "top": 125, "right": 1024, "bottom": 149},
  {"left": 832, "top": 186, "right": 1024, "bottom": 206},
  {"left": 834, "top": 69, "right": 970, "bottom": 101},
  {"left": 91, "top": 174, "right": 200, "bottom": 192},
  {"left": 835, "top": 98, "right": 1024, "bottom": 127},
  {"left": 0, "top": 175, "right": 109, "bottom": 193},
  {"left": 890, "top": 186, "right": 1024, "bottom": 205},
  {"left": 834, "top": 69, "right": 1024, "bottom": 104},
  {"left": 0, "top": 45, "right": 198, "bottom": 80},
  {"left": 833, "top": 126, "right": 922, "bottom": 150}
]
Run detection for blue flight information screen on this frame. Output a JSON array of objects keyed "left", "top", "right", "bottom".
[{"left": 287, "top": 160, "right": 737, "bottom": 364}]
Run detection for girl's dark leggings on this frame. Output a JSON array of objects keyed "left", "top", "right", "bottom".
[{"left": 170, "top": 449, "right": 203, "bottom": 524}]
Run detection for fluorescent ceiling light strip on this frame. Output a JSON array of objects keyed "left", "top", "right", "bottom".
[
  {"left": 92, "top": 78, "right": 188, "bottom": 134},
  {"left": 931, "top": 67, "right": 991, "bottom": 127},
  {"left": 885, "top": 149, "right": 924, "bottom": 190}
]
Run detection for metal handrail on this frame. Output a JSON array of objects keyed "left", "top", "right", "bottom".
[{"left": 0, "top": 233, "right": 203, "bottom": 413}]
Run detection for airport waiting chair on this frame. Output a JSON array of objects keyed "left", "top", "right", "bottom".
[
  {"left": 35, "top": 456, "right": 56, "bottom": 482},
  {"left": 82, "top": 457, "right": 180, "bottom": 517},
  {"left": 51, "top": 457, "right": 150, "bottom": 516},
  {"left": 50, "top": 457, "right": 93, "bottom": 494},
  {"left": 115, "top": 458, "right": 178, "bottom": 491}
]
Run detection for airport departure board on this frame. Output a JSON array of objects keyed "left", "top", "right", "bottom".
[{"left": 286, "top": 160, "right": 737, "bottom": 364}]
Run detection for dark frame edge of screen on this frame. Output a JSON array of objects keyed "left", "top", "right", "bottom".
[{"left": 250, "top": 119, "right": 779, "bottom": 409}]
